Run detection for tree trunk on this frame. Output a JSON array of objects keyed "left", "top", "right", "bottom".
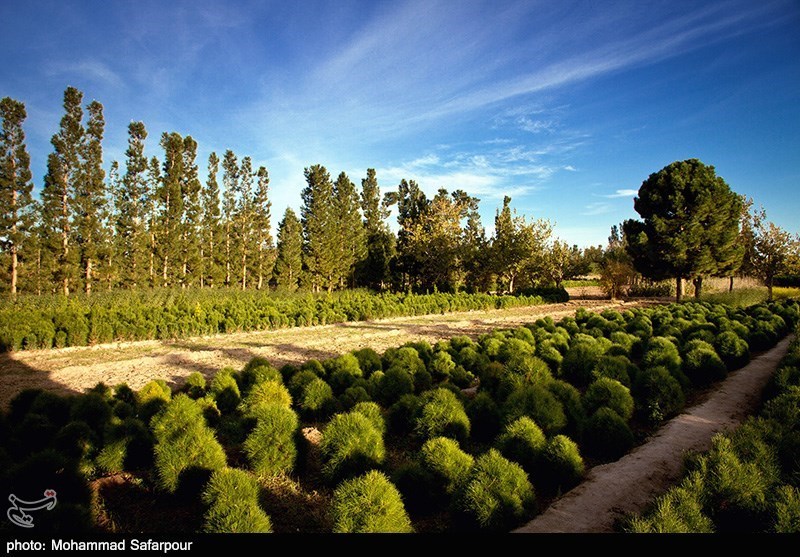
[
  {"left": 693, "top": 276, "right": 703, "bottom": 299},
  {"left": 768, "top": 277, "right": 774, "bottom": 301},
  {"left": 729, "top": 276, "right": 734, "bottom": 292},
  {"left": 676, "top": 276, "right": 683, "bottom": 302},
  {"left": 10, "top": 246, "right": 17, "bottom": 298},
  {"left": 508, "top": 274, "right": 515, "bottom": 295},
  {"left": 62, "top": 179, "right": 69, "bottom": 297},
  {"left": 85, "top": 258, "right": 92, "bottom": 295},
  {"left": 199, "top": 246, "right": 205, "bottom": 289}
]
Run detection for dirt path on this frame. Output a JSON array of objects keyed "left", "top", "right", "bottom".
[
  {"left": 515, "top": 334, "right": 794, "bottom": 534},
  {"left": 0, "top": 299, "right": 637, "bottom": 410}
]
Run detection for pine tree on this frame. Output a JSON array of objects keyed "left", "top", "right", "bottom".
[
  {"left": 72, "top": 100, "right": 106, "bottom": 295},
  {"left": 234, "top": 156, "right": 254, "bottom": 289},
  {"left": 301, "top": 164, "right": 337, "bottom": 292},
  {"left": 460, "top": 193, "right": 490, "bottom": 292},
  {"left": 623, "top": 159, "right": 743, "bottom": 301},
  {"left": 221, "top": 150, "right": 239, "bottom": 287},
  {"left": 42, "top": 86, "right": 84, "bottom": 295},
  {"left": 0, "top": 97, "right": 35, "bottom": 297},
  {"left": 145, "top": 156, "right": 161, "bottom": 287},
  {"left": 201, "top": 152, "right": 222, "bottom": 288},
  {"left": 274, "top": 207, "right": 303, "bottom": 291},
  {"left": 102, "top": 160, "right": 121, "bottom": 290},
  {"left": 157, "top": 132, "right": 185, "bottom": 286},
  {"left": 333, "top": 171, "right": 365, "bottom": 288},
  {"left": 115, "top": 122, "right": 149, "bottom": 288},
  {"left": 180, "top": 136, "right": 202, "bottom": 287},
  {"left": 388, "top": 179, "right": 428, "bottom": 290},
  {"left": 252, "top": 166, "right": 274, "bottom": 290}
]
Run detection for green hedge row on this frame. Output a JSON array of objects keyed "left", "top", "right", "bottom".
[
  {"left": 627, "top": 329, "right": 800, "bottom": 533},
  {"left": 0, "top": 287, "right": 566, "bottom": 352},
  {"left": 1, "top": 298, "right": 796, "bottom": 533}
]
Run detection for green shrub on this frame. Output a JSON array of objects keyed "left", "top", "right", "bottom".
[
  {"left": 547, "top": 380, "right": 586, "bottom": 441},
  {"left": 326, "top": 353, "right": 364, "bottom": 393},
  {"left": 414, "top": 388, "right": 470, "bottom": 442},
  {"left": 137, "top": 379, "right": 171, "bottom": 406},
  {"left": 53, "top": 420, "right": 96, "bottom": 463},
  {"left": 95, "top": 417, "right": 153, "bottom": 473},
  {"left": 287, "top": 369, "right": 318, "bottom": 399},
  {"left": 498, "top": 338, "right": 535, "bottom": 363},
  {"left": 351, "top": 347, "right": 382, "bottom": 377},
  {"left": 536, "top": 341, "right": 563, "bottom": 374},
  {"left": 28, "top": 391, "right": 72, "bottom": 427},
  {"left": 503, "top": 385, "right": 566, "bottom": 434},
  {"left": 210, "top": 368, "right": 241, "bottom": 413},
  {"left": 299, "top": 378, "right": 337, "bottom": 420},
  {"left": 496, "top": 416, "right": 546, "bottom": 474},
  {"left": 321, "top": 412, "right": 385, "bottom": 481},
  {"left": 202, "top": 468, "right": 272, "bottom": 533},
  {"left": 379, "top": 392, "right": 418, "bottom": 432},
  {"left": 626, "top": 473, "right": 713, "bottom": 533},
  {"left": 583, "top": 408, "right": 634, "bottom": 461},
  {"left": 562, "top": 342, "right": 605, "bottom": 386},
  {"left": 642, "top": 336, "right": 683, "bottom": 378},
  {"left": 243, "top": 405, "right": 298, "bottom": 477},
  {"left": 420, "top": 437, "right": 474, "bottom": 496},
  {"left": 151, "top": 394, "right": 227, "bottom": 493},
  {"left": 329, "top": 470, "right": 413, "bottom": 533},
  {"left": 377, "top": 367, "right": 415, "bottom": 406},
  {"left": 683, "top": 348, "right": 727, "bottom": 386},
  {"left": 70, "top": 392, "right": 112, "bottom": 432},
  {"left": 466, "top": 392, "right": 502, "bottom": 442},
  {"left": 633, "top": 366, "right": 685, "bottom": 425},
  {"left": 538, "top": 435, "right": 584, "bottom": 493},
  {"left": 238, "top": 364, "right": 282, "bottom": 395},
  {"left": 338, "top": 386, "right": 371, "bottom": 409},
  {"left": 459, "top": 449, "right": 536, "bottom": 531},
  {"left": 593, "top": 355, "right": 634, "bottom": 387},
  {"left": 185, "top": 372, "right": 207, "bottom": 399},
  {"left": 450, "top": 365, "right": 476, "bottom": 389},
  {"left": 351, "top": 401, "right": 386, "bottom": 436},
  {"left": 243, "top": 380, "right": 292, "bottom": 415},
  {"left": 429, "top": 351, "right": 456, "bottom": 381},
  {"left": 714, "top": 331, "right": 750, "bottom": 370},
  {"left": 772, "top": 485, "right": 800, "bottom": 533},
  {"left": 583, "top": 377, "right": 634, "bottom": 421},
  {"left": 505, "top": 354, "right": 553, "bottom": 386}
]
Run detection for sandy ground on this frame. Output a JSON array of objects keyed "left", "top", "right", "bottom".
[
  {"left": 514, "top": 333, "right": 794, "bottom": 533},
  {"left": 0, "top": 298, "right": 635, "bottom": 410}
]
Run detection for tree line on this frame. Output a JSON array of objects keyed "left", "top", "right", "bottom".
[{"left": 1, "top": 87, "right": 600, "bottom": 298}]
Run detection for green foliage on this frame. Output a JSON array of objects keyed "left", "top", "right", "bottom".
[
  {"left": 414, "top": 388, "right": 470, "bottom": 442},
  {"left": 185, "top": 372, "right": 207, "bottom": 399},
  {"left": 459, "top": 449, "right": 536, "bottom": 531},
  {"left": 70, "top": 392, "right": 111, "bottom": 432},
  {"left": 593, "top": 354, "right": 634, "bottom": 387},
  {"left": 351, "top": 401, "right": 385, "bottom": 436},
  {"left": 772, "top": 485, "right": 800, "bottom": 533},
  {"left": 466, "top": 392, "right": 502, "bottom": 442},
  {"left": 299, "top": 377, "right": 337, "bottom": 420},
  {"left": 633, "top": 366, "right": 685, "bottom": 425},
  {"left": 210, "top": 367, "right": 241, "bottom": 413},
  {"left": 626, "top": 474, "right": 713, "bottom": 533},
  {"left": 387, "top": 394, "right": 423, "bottom": 435},
  {"left": 243, "top": 380, "right": 292, "bottom": 415},
  {"left": 238, "top": 360, "right": 281, "bottom": 395},
  {"left": 202, "top": 468, "right": 272, "bottom": 533},
  {"left": 583, "top": 377, "right": 634, "bottom": 421},
  {"left": 562, "top": 341, "right": 605, "bottom": 386},
  {"left": 429, "top": 351, "right": 456, "bottom": 381},
  {"left": 538, "top": 435, "right": 585, "bottom": 493},
  {"left": 547, "top": 380, "right": 586, "bottom": 441},
  {"left": 329, "top": 470, "right": 413, "bottom": 533},
  {"left": 714, "top": 331, "right": 750, "bottom": 370},
  {"left": 496, "top": 416, "right": 546, "bottom": 473},
  {"left": 683, "top": 347, "right": 727, "bottom": 386},
  {"left": 583, "top": 408, "right": 635, "bottom": 461},
  {"left": 151, "top": 394, "right": 226, "bottom": 493},
  {"left": 420, "top": 437, "right": 474, "bottom": 496},
  {"left": 351, "top": 347, "right": 382, "bottom": 377},
  {"left": 325, "top": 353, "right": 364, "bottom": 393},
  {"left": 503, "top": 385, "right": 566, "bottom": 434},
  {"left": 321, "top": 411, "right": 385, "bottom": 481},
  {"left": 243, "top": 405, "right": 298, "bottom": 477}
]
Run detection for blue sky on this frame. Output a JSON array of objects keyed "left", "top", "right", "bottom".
[{"left": 1, "top": 0, "right": 798, "bottom": 247}]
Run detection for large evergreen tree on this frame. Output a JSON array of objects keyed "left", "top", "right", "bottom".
[
  {"left": 72, "top": 100, "right": 106, "bottom": 294},
  {"left": 0, "top": 97, "right": 35, "bottom": 296},
  {"left": 274, "top": 207, "right": 303, "bottom": 291},
  {"left": 301, "top": 164, "right": 337, "bottom": 292},
  {"left": 221, "top": 150, "right": 239, "bottom": 287},
  {"left": 623, "top": 159, "right": 743, "bottom": 301},
  {"left": 359, "top": 168, "right": 395, "bottom": 290},
  {"left": 252, "top": 165, "right": 274, "bottom": 290},
  {"left": 157, "top": 132, "right": 185, "bottom": 285},
  {"left": 388, "top": 178, "right": 428, "bottom": 289},
  {"left": 234, "top": 156, "right": 254, "bottom": 289},
  {"left": 201, "top": 152, "right": 223, "bottom": 288},
  {"left": 180, "top": 136, "right": 202, "bottom": 287},
  {"left": 333, "top": 171, "right": 365, "bottom": 288},
  {"left": 114, "top": 122, "right": 150, "bottom": 288},
  {"left": 42, "top": 86, "right": 84, "bottom": 295}
]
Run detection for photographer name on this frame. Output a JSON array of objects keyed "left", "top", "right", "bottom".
[{"left": 7, "top": 538, "right": 193, "bottom": 552}]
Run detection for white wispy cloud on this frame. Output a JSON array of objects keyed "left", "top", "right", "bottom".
[
  {"left": 47, "top": 60, "right": 124, "bottom": 89},
  {"left": 582, "top": 202, "right": 613, "bottom": 216},
  {"left": 603, "top": 189, "right": 638, "bottom": 198}
]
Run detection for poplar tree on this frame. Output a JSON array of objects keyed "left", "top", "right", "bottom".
[
  {"left": 0, "top": 97, "right": 35, "bottom": 296},
  {"left": 274, "top": 207, "right": 303, "bottom": 291},
  {"left": 359, "top": 168, "right": 394, "bottom": 290},
  {"left": 72, "top": 100, "right": 106, "bottom": 294},
  {"left": 623, "top": 159, "right": 743, "bottom": 301},
  {"left": 252, "top": 166, "right": 274, "bottom": 290},
  {"left": 234, "top": 156, "right": 254, "bottom": 289},
  {"left": 201, "top": 152, "right": 222, "bottom": 288},
  {"left": 301, "top": 164, "right": 337, "bottom": 292},
  {"left": 145, "top": 156, "right": 161, "bottom": 287}
]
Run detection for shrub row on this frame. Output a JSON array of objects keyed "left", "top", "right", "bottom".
[
  {"left": 627, "top": 330, "right": 800, "bottom": 533},
  {"left": 0, "top": 288, "right": 563, "bottom": 351}
]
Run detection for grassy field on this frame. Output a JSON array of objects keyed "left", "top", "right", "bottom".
[{"left": 700, "top": 286, "right": 800, "bottom": 307}]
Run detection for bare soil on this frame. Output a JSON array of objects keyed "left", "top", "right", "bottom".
[
  {"left": 0, "top": 299, "right": 636, "bottom": 410},
  {"left": 514, "top": 334, "right": 794, "bottom": 533}
]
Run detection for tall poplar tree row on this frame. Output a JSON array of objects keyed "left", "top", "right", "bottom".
[
  {"left": 180, "top": 136, "right": 202, "bottom": 286},
  {"left": 114, "top": 122, "right": 149, "bottom": 288},
  {"left": 301, "top": 164, "right": 337, "bottom": 292},
  {"left": 274, "top": 208, "right": 303, "bottom": 291},
  {"left": 332, "top": 171, "right": 365, "bottom": 288},
  {"left": 221, "top": 150, "right": 238, "bottom": 287},
  {"left": 0, "top": 97, "right": 35, "bottom": 297},
  {"left": 235, "top": 156, "right": 254, "bottom": 289},
  {"left": 201, "top": 152, "right": 222, "bottom": 288},
  {"left": 359, "top": 168, "right": 395, "bottom": 290},
  {"left": 252, "top": 166, "right": 274, "bottom": 290},
  {"left": 157, "top": 132, "right": 184, "bottom": 286}
]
